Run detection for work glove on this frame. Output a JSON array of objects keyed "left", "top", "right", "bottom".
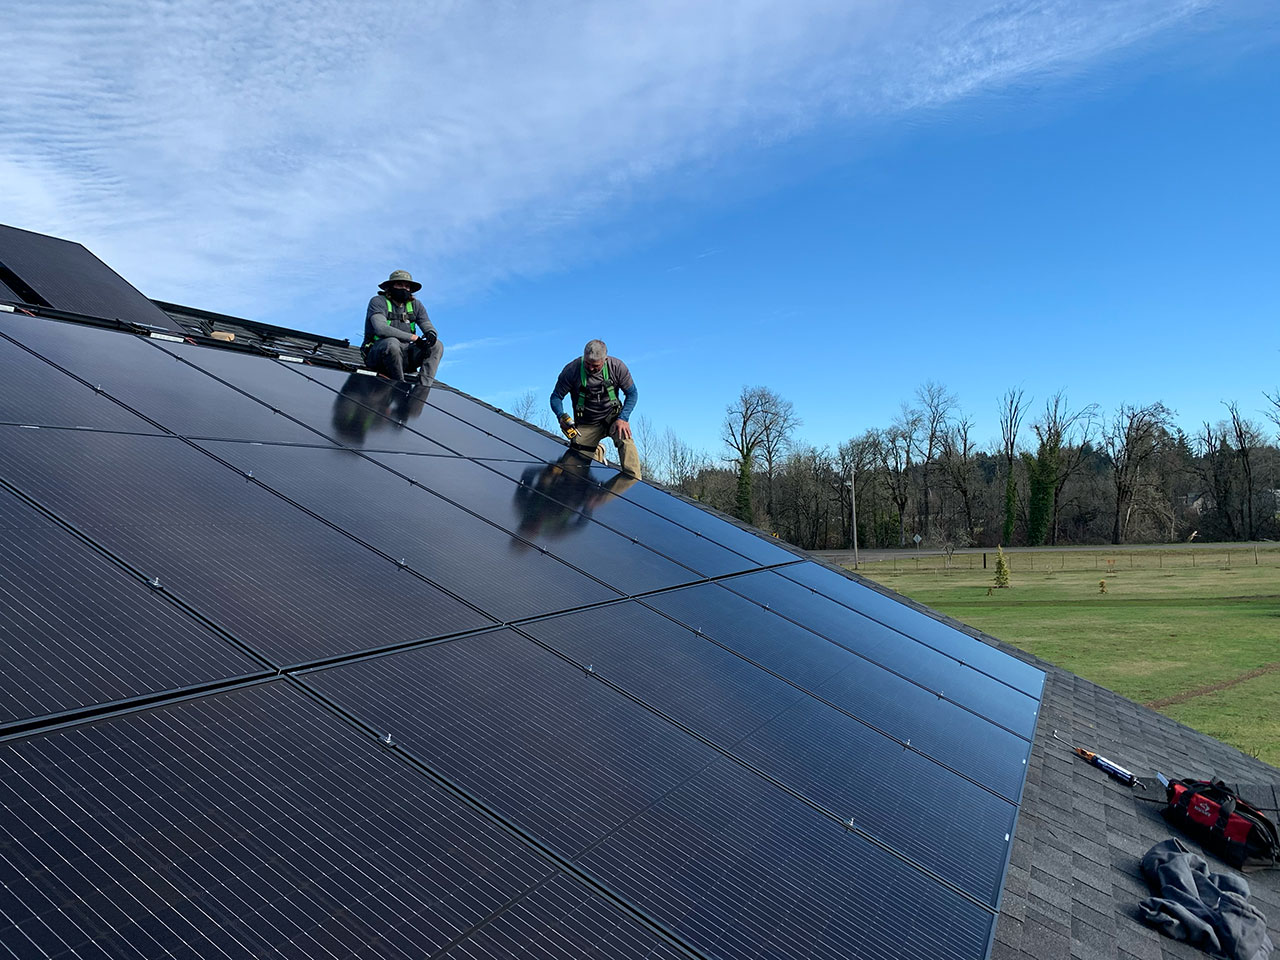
[{"left": 419, "top": 329, "right": 437, "bottom": 349}]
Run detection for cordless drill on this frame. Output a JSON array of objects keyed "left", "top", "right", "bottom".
[{"left": 559, "top": 413, "right": 578, "bottom": 440}]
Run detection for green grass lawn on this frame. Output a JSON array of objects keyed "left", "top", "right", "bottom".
[{"left": 853, "top": 547, "right": 1280, "bottom": 767}]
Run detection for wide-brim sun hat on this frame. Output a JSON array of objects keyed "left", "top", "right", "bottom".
[{"left": 378, "top": 269, "right": 422, "bottom": 293}]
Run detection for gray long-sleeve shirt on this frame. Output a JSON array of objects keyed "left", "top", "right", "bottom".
[{"left": 363, "top": 294, "right": 437, "bottom": 348}]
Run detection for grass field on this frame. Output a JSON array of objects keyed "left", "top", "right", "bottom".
[{"left": 851, "top": 546, "right": 1280, "bottom": 767}]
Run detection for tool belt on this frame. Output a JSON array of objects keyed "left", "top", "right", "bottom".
[{"left": 1163, "top": 778, "right": 1279, "bottom": 871}]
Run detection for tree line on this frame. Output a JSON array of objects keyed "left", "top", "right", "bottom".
[{"left": 624, "top": 383, "right": 1280, "bottom": 552}]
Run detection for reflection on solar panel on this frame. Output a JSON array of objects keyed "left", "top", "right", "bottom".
[
  {"left": 0, "top": 224, "right": 182, "bottom": 331},
  {"left": 0, "top": 227, "right": 1043, "bottom": 959}
]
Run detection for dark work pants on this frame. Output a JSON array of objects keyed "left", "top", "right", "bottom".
[{"left": 366, "top": 337, "right": 444, "bottom": 385}]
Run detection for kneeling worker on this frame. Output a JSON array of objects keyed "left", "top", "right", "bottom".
[
  {"left": 550, "top": 339, "right": 642, "bottom": 479},
  {"left": 363, "top": 270, "right": 443, "bottom": 388}
]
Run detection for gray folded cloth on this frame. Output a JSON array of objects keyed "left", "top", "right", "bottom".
[{"left": 1138, "top": 838, "right": 1274, "bottom": 960}]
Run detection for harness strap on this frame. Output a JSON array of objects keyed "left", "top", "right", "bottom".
[
  {"left": 365, "top": 297, "right": 416, "bottom": 350},
  {"left": 576, "top": 359, "right": 620, "bottom": 420}
]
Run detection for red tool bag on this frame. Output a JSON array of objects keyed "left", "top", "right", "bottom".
[{"left": 1163, "top": 778, "right": 1279, "bottom": 871}]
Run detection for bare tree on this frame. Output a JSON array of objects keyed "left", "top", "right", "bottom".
[
  {"left": 998, "top": 388, "right": 1028, "bottom": 545},
  {"left": 1196, "top": 421, "right": 1240, "bottom": 540},
  {"left": 722, "top": 386, "right": 772, "bottom": 522},
  {"left": 1266, "top": 387, "right": 1280, "bottom": 439},
  {"left": 836, "top": 431, "right": 880, "bottom": 550},
  {"left": 940, "top": 413, "right": 980, "bottom": 541},
  {"left": 1225, "top": 401, "right": 1263, "bottom": 539},
  {"left": 914, "top": 381, "right": 955, "bottom": 539},
  {"left": 1032, "top": 391, "right": 1099, "bottom": 545},
  {"left": 509, "top": 389, "right": 553, "bottom": 431},
  {"left": 651, "top": 427, "right": 710, "bottom": 495},
  {"left": 1103, "top": 402, "right": 1174, "bottom": 544},
  {"left": 757, "top": 392, "right": 801, "bottom": 522},
  {"left": 880, "top": 405, "right": 921, "bottom": 546}
]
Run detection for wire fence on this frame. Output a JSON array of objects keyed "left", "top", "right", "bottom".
[{"left": 862, "top": 545, "right": 1280, "bottom": 576}]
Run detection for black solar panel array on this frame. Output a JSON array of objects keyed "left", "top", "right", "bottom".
[
  {"left": 0, "top": 224, "right": 183, "bottom": 332},
  {"left": 0, "top": 252, "right": 1044, "bottom": 960}
]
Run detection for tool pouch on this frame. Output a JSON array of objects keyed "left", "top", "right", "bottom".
[{"left": 1163, "top": 779, "right": 1279, "bottom": 871}]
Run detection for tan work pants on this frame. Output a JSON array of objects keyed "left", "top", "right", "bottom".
[{"left": 571, "top": 421, "right": 642, "bottom": 480}]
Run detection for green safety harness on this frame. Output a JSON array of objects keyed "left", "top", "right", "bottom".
[
  {"left": 576, "top": 359, "right": 621, "bottom": 420},
  {"left": 364, "top": 298, "right": 417, "bottom": 351}
]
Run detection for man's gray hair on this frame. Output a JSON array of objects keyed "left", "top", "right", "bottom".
[{"left": 583, "top": 339, "right": 607, "bottom": 362}]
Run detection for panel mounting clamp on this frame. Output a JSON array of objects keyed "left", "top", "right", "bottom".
[{"left": 148, "top": 577, "right": 162, "bottom": 590}]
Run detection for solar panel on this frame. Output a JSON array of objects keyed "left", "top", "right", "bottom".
[
  {"left": 779, "top": 561, "right": 1046, "bottom": 696},
  {"left": 484, "top": 456, "right": 774, "bottom": 578},
  {"left": 306, "top": 628, "right": 720, "bottom": 857},
  {"left": 0, "top": 681, "right": 565, "bottom": 958},
  {"left": 0, "top": 223, "right": 182, "bottom": 331},
  {"left": 0, "top": 267, "right": 1048, "bottom": 960},
  {"left": 519, "top": 602, "right": 1022, "bottom": 901},
  {"left": 577, "top": 460, "right": 801, "bottom": 565},
  {"left": 370, "top": 451, "right": 708, "bottom": 595},
  {"left": 720, "top": 570, "right": 1041, "bottom": 737},
  {"left": 645, "top": 582, "right": 1033, "bottom": 800},
  {"left": 0, "top": 486, "right": 267, "bottom": 730},
  {"left": 0, "top": 276, "right": 18, "bottom": 301},
  {"left": 150, "top": 339, "right": 459, "bottom": 456},
  {"left": 0, "top": 313, "right": 330, "bottom": 445},
  {"left": 0, "top": 428, "right": 494, "bottom": 665},
  {"left": 198, "top": 440, "right": 621, "bottom": 622},
  {"left": 576, "top": 755, "right": 995, "bottom": 960},
  {"left": 426, "top": 387, "right": 572, "bottom": 461},
  {"left": 0, "top": 328, "right": 162, "bottom": 434},
  {"left": 287, "top": 363, "right": 540, "bottom": 459},
  {"left": 439, "top": 874, "right": 696, "bottom": 959}
]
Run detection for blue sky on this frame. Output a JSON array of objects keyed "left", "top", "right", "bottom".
[{"left": 3, "top": 1, "right": 1277, "bottom": 459}]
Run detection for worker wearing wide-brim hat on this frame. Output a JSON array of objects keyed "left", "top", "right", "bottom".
[{"left": 362, "top": 270, "right": 444, "bottom": 388}]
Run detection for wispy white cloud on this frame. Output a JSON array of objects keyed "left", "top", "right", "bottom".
[{"left": 0, "top": 0, "right": 1227, "bottom": 325}]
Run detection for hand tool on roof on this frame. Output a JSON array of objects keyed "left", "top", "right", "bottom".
[
  {"left": 558, "top": 413, "right": 579, "bottom": 440},
  {"left": 1053, "top": 730, "right": 1141, "bottom": 788}
]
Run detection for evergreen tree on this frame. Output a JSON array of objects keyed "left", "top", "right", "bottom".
[{"left": 993, "top": 545, "right": 1011, "bottom": 588}]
